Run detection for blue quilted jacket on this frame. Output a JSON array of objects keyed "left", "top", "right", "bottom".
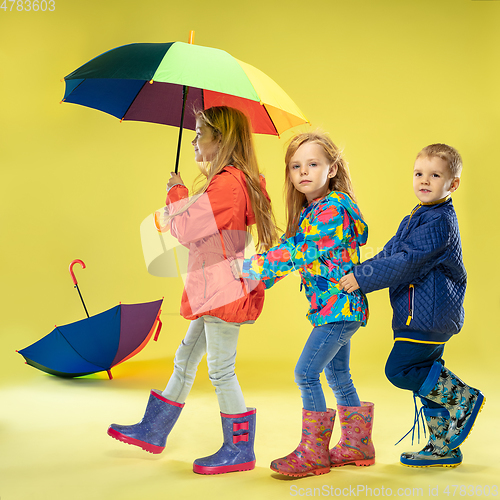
[{"left": 354, "top": 197, "right": 466, "bottom": 343}]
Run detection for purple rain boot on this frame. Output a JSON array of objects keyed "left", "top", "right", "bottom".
[
  {"left": 193, "top": 408, "right": 256, "bottom": 475},
  {"left": 107, "top": 390, "right": 184, "bottom": 454},
  {"left": 418, "top": 363, "right": 485, "bottom": 450}
]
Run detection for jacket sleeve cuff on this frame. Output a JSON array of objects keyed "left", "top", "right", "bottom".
[
  {"left": 354, "top": 263, "right": 376, "bottom": 293},
  {"left": 166, "top": 184, "right": 189, "bottom": 204},
  {"left": 242, "top": 259, "right": 260, "bottom": 280},
  {"left": 242, "top": 259, "right": 251, "bottom": 276}
]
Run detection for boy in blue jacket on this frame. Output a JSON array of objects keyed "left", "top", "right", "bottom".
[{"left": 340, "top": 144, "right": 485, "bottom": 468}]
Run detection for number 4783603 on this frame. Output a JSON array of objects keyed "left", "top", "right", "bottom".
[{"left": 1, "top": 0, "right": 56, "bottom": 11}]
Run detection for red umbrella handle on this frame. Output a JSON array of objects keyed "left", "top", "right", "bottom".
[
  {"left": 154, "top": 317, "right": 163, "bottom": 341},
  {"left": 69, "top": 259, "right": 90, "bottom": 318},
  {"left": 69, "top": 259, "right": 86, "bottom": 285}
]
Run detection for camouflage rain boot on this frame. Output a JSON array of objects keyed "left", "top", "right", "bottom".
[
  {"left": 418, "top": 363, "right": 485, "bottom": 450},
  {"left": 400, "top": 404, "right": 462, "bottom": 468}
]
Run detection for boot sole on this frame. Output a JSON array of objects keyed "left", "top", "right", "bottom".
[
  {"left": 107, "top": 427, "right": 165, "bottom": 454},
  {"left": 400, "top": 460, "right": 461, "bottom": 468},
  {"left": 193, "top": 460, "right": 256, "bottom": 475},
  {"left": 331, "top": 458, "right": 375, "bottom": 467},
  {"left": 270, "top": 464, "right": 331, "bottom": 478},
  {"left": 448, "top": 394, "right": 485, "bottom": 450}
]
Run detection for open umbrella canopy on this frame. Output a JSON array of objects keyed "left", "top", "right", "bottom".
[
  {"left": 62, "top": 41, "right": 309, "bottom": 136},
  {"left": 18, "top": 299, "right": 163, "bottom": 379}
]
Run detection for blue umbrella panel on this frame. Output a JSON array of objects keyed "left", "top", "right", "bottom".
[{"left": 18, "top": 299, "right": 163, "bottom": 379}]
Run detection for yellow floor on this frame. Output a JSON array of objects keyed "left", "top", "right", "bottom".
[{"left": 1, "top": 357, "right": 497, "bottom": 500}]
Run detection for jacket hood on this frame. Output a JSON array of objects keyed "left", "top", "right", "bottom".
[
  {"left": 223, "top": 165, "right": 271, "bottom": 227},
  {"left": 310, "top": 191, "right": 368, "bottom": 247}
]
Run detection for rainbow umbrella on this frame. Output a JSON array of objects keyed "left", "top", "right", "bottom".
[
  {"left": 17, "top": 300, "right": 163, "bottom": 379},
  {"left": 17, "top": 260, "right": 163, "bottom": 379},
  {"left": 61, "top": 35, "right": 309, "bottom": 172}
]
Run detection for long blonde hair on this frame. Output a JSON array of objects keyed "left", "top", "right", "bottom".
[
  {"left": 284, "top": 132, "right": 358, "bottom": 238},
  {"left": 169, "top": 106, "right": 279, "bottom": 252}
]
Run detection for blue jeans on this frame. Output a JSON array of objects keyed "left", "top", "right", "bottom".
[{"left": 294, "top": 321, "right": 362, "bottom": 412}]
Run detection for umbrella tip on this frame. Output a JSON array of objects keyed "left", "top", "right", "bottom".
[{"left": 188, "top": 30, "right": 195, "bottom": 44}]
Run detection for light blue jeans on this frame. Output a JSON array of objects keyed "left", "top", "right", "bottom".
[
  {"left": 295, "top": 321, "right": 362, "bottom": 412},
  {"left": 162, "top": 315, "right": 247, "bottom": 414}
]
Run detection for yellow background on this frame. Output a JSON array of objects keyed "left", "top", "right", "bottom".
[{"left": 1, "top": 1, "right": 499, "bottom": 499}]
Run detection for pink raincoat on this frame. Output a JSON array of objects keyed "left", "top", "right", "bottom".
[{"left": 166, "top": 166, "right": 268, "bottom": 324}]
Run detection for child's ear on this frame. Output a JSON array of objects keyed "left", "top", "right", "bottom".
[
  {"left": 450, "top": 177, "right": 460, "bottom": 193},
  {"left": 328, "top": 163, "right": 338, "bottom": 178}
]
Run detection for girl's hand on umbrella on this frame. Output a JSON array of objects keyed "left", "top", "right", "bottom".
[{"left": 167, "top": 172, "right": 184, "bottom": 191}]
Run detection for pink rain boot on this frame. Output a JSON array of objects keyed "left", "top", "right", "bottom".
[
  {"left": 330, "top": 401, "right": 375, "bottom": 467},
  {"left": 270, "top": 408, "right": 336, "bottom": 478}
]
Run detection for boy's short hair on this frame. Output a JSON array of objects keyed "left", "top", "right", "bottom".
[{"left": 416, "top": 143, "right": 463, "bottom": 177}]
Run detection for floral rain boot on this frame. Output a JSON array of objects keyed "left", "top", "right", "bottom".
[
  {"left": 270, "top": 408, "right": 336, "bottom": 478},
  {"left": 330, "top": 402, "right": 375, "bottom": 467},
  {"left": 400, "top": 405, "right": 463, "bottom": 468},
  {"left": 419, "top": 363, "right": 485, "bottom": 450},
  {"left": 193, "top": 408, "right": 256, "bottom": 475},
  {"left": 107, "top": 390, "right": 184, "bottom": 454}
]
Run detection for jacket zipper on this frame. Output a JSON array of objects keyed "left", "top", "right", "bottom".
[
  {"left": 406, "top": 284, "right": 414, "bottom": 325},
  {"left": 407, "top": 205, "right": 422, "bottom": 228},
  {"left": 202, "top": 261, "right": 207, "bottom": 299}
]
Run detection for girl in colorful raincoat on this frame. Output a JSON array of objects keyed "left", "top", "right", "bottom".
[{"left": 233, "top": 132, "right": 374, "bottom": 477}]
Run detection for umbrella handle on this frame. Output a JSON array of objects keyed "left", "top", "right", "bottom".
[{"left": 69, "top": 259, "right": 86, "bottom": 285}]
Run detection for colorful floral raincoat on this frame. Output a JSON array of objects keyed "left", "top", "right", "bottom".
[{"left": 242, "top": 191, "right": 369, "bottom": 326}]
